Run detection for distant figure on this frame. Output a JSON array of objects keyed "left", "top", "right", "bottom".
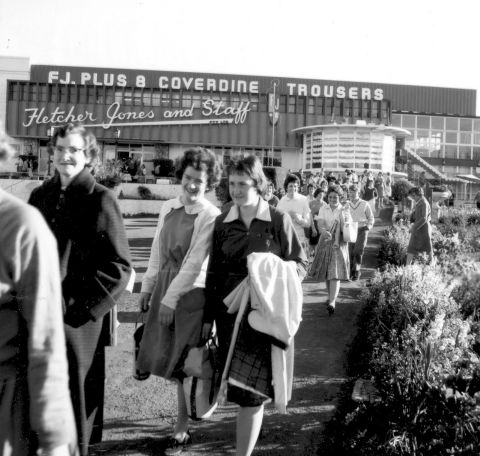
[
  {"left": 406, "top": 187, "right": 433, "bottom": 265},
  {"left": 262, "top": 181, "right": 279, "bottom": 207},
  {"left": 474, "top": 190, "right": 480, "bottom": 210}
]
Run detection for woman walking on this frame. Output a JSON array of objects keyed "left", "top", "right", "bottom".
[
  {"left": 28, "top": 122, "right": 132, "bottom": 456},
  {"left": 137, "top": 147, "right": 221, "bottom": 455},
  {"left": 406, "top": 186, "right": 433, "bottom": 265},
  {"left": 309, "top": 185, "right": 350, "bottom": 314},
  {"left": 203, "top": 155, "right": 307, "bottom": 456}
]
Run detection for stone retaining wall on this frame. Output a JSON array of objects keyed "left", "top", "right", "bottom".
[{"left": 1, "top": 179, "right": 220, "bottom": 215}]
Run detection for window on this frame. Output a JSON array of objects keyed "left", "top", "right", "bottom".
[
  {"left": 279, "top": 95, "right": 286, "bottom": 113},
  {"left": 171, "top": 93, "right": 180, "bottom": 108},
  {"left": 161, "top": 92, "right": 170, "bottom": 107},
  {"left": 182, "top": 93, "right": 192, "bottom": 108},
  {"left": 417, "top": 116, "right": 430, "bottom": 129},
  {"left": 59, "top": 86, "right": 68, "bottom": 103},
  {"left": 250, "top": 94, "right": 259, "bottom": 112},
  {"left": 431, "top": 117, "right": 444, "bottom": 129},
  {"left": 446, "top": 118, "right": 458, "bottom": 130},
  {"left": 458, "top": 145, "right": 472, "bottom": 160},
  {"left": 152, "top": 92, "right": 160, "bottom": 106},
  {"left": 444, "top": 145, "right": 457, "bottom": 159},
  {"left": 142, "top": 89, "right": 152, "bottom": 106},
  {"left": 133, "top": 89, "right": 143, "bottom": 106},
  {"left": 459, "top": 132, "right": 472, "bottom": 144},
  {"left": 297, "top": 97, "right": 305, "bottom": 114},
  {"left": 105, "top": 87, "right": 114, "bottom": 104},
  {"left": 402, "top": 115, "right": 415, "bottom": 128},
  {"left": 68, "top": 86, "right": 78, "bottom": 104},
  {"left": 114, "top": 90, "right": 123, "bottom": 104},
  {"left": 460, "top": 118, "right": 473, "bottom": 131},
  {"left": 28, "top": 84, "right": 38, "bottom": 102},
  {"left": 445, "top": 132, "right": 458, "bottom": 143},
  {"left": 33, "top": 84, "right": 44, "bottom": 102}
]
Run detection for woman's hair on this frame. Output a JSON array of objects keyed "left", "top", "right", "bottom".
[
  {"left": 327, "top": 184, "right": 344, "bottom": 198},
  {"left": 48, "top": 122, "right": 99, "bottom": 161},
  {"left": 175, "top": 147, "right": 222, "bottom": 191},
  {"left": 283, "top": 173, "right": 300, "bottom": 191},
  {"left": 313, "top": 188, "right": 325, "bottom": 198},
  {"left": 226, "top": 155, "right": 267, "bottom": 194},
  {"left": 408, "top": 186, "right": 424, "bottom": 197}
]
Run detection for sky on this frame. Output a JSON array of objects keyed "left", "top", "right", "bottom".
[{"left": 1, "top": 0, "right": 480, "bottom": 114}]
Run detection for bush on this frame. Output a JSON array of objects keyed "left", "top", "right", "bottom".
[
  {"left": 391, "top": 178, "right": 414, "bottom": 203},
  {"left": 137, "top": 185, "right": 153, "bottom": 200},
  {"left": 324, "top": 264, "right": 480, "bottom": 456},
  {"left": 377, "top": 223, "right": 410, "bottom": 268}
]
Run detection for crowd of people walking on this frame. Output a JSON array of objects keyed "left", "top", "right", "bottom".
[{"left": 1, "top": 119, "right": 437, "bottom": 456}]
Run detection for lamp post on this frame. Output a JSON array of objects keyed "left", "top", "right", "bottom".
[{"left": 46, "top": 126, "right": 55, "bottom": 177}]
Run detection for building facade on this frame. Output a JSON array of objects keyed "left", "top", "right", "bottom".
[{"left": 1, "top": 57, "right": 479, "bottom": 200}]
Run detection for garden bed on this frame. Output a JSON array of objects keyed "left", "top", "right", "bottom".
[{"left": 322, "top": 207, "right": 480, "bottom": 455}]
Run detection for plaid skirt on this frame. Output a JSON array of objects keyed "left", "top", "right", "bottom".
[
  {"left": 309, "top": 238, "right": 349, "bottom": 282},
  {"left": 217, "top": 305, "right": 274, "bottom": 407}
]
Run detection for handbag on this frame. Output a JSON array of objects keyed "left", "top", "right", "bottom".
[
  {"left": 133, "top": 313, "right": 150, "bottom": 381},
  {"left": 342, "top": 221, "right": 358, "bottom": 243},
  {"left": 182, "top": 339, "right": 219, "bottom": 420}
]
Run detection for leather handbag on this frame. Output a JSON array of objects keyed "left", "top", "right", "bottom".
[{"left": 182, "top": 339, "right": 219, "bottom": 420}]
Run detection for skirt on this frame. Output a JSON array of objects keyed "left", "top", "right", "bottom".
[{"left": 309, "top": 238, "right": 349, "bottom": 282}]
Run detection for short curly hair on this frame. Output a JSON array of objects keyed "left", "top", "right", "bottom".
[
  {"left": 175, "top": 147, "right": 222, "bottom": 191},
  {"left": 48, "top": 122, "right": 99, "bottom": 162},
  {"left": 327, "top": 184, "right": 344, "bottom": 198},
  {"left": 226, "top": 155, "right": 267, "bottom": 195},
  {"left": 283, "top": 173, "right": 301, "bottom": 191}
]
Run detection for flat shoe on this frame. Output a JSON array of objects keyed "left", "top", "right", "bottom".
[
  {"left": 327, "top": 303, "right": 335, "bottom": 315},
  {"left": 164, "top": 431, "right": 192, "bottom": 456}
]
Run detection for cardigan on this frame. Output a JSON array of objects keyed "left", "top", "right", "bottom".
[{"left": 141, "top": 196, "right": 220, "bottom": 309}]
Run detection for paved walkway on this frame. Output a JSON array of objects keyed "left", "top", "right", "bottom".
[{"left": 98, "top": 210, "right": 391, "bottom": 455}]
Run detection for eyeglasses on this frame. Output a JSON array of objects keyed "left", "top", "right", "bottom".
[{"left": 54, "top": 146, "right": 85, "bottom": 154}]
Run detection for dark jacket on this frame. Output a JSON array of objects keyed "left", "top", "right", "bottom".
[{"left": 28, "top": 168, "right": 132, "bottom": 333}]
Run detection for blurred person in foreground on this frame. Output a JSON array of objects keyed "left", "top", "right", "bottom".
[
  {"left": 204, "top": 156, "right": 307, "bottom": 456},
  {"left": 0, "top": 126, "right": 77, "bottom": 455},
  {"left": 406, "top": 186, "right": 433, "bottom": 265},
  {"left": 346, "top": 184, "right": 374, "bottom": 281},
  {"left": 137, "top": 147, "right": 221, "bottom": 455},
  {"left": 28, "top": 122, "right": 132, "bottom": 456},
  {"left": 309, "top": 185, "right": 350, "bottom": 314}
]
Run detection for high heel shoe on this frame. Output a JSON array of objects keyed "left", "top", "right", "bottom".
[{"left": 327, "top": 302, "right": 335, "bottom": 315}]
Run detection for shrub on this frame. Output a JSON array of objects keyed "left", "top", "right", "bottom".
[
  {"left": 391, "top": 178, "right": 414, "bottom": 203},
  {"left": 377, "top": 223, "right": 410, "bottom": 268},
  {"left": 324, "top": 264, "right": 480, "bottom": 456},
  {"left": 137, "top": 185, "right": 153, "bottom": 200}
]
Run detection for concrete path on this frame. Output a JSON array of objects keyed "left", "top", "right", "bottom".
[{"left": 97, "top": 210, "right": 391, "bottom": 455}]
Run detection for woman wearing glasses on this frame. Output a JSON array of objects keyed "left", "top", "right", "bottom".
[{"left": 28, "top": 122, "right": 132, "bottom": 456}]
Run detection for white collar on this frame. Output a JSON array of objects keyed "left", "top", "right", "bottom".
[
  {"left": 223, "top": 197, "right": 272, "bottom": 223},
  {"left": 172, "top": 195, "right": 211, "bottom": 215}
]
